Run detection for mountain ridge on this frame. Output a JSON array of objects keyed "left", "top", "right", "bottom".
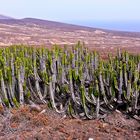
[
  {"left": 0, "top": 14, "right": 14, "bottom": 19},
  {"left": 0, "top": 17, "right": 140, "bottom": 37}
]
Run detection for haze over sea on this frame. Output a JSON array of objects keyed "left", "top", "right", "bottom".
[{"left": 68, "top": 21, "right": 140, "bottom": 32}]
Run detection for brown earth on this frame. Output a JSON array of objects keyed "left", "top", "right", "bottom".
[{"left": 0, "top": 105, "right": 139, "bottom": 140}]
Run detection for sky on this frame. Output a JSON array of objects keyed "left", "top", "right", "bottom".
[{"left": 0, "top": 0, "right": 140, "bottom": 31}]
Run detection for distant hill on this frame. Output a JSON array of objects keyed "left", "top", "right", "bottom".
[
  {"left": 0, "top": 14, "right": 13, "bottom": 19},
  {"left": 0, "top": 17, "right": 97, "bottom": 32},
  {"left": 0, "top": 17, "right": 139, "bottom": 38}
]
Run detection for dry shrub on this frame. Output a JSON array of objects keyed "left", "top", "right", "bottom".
[
  {"left": 30, "top": 113, "right": 48, "bottom": 127},
  {"left": 10, "top": 106, "right": 48, "bottom": 127},
  {"left": 0, "top": 105, "right": 4, "bottom": 114}
]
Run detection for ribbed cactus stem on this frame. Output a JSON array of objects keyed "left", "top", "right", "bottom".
[
  {"left": 117, "top": 48, "right": 121, "bottom": 60},
  {"left": 11, "top": 53, "right": 16, "bottom": 96},
  {"left": 18, "top": 67, "right": 24, "bottom": 105},
  {"left": 118, "top": 64, "right": 123, "bottom": 103},
  {"left": 96, "top": 96, "right": 100, "bottom": 118},
  {"left": 0, "top": 70, "right": 9, "bottom": 107},
  {"left": 99, "top": 70, "right": 109, "bottom": 105},
  {"left": 33, "top": 49, "right": 45, "bottom": 103},
  {"left": 132, "top": 82, "right": 139, "bottom": 114},
  {"left": 80, "top": 84, "right": 93, "bottom": 119},
  {"left": 123, "top": 63, "right": 128, "bottom": 88},
  {"left": 127, "top": 80, "right": 131, "bottom": 100},
  {"left": 93, "top": 51, "right": 98, "bottom": 70},
  {"left": 69, "top": 68, "right": 77, "bottom": 103}
]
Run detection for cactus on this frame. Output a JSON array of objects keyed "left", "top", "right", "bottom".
[{"left": 0, "top": 43, "right": 139, "bottom": 120}]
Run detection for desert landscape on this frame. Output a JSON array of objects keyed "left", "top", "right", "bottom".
[
  {"left": 0, "top": 15, "right": 140, "bottom": 140},
  {"left": 0, "top": 16, "right": 140, "bottom": 55}
]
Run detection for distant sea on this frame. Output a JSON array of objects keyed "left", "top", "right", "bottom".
[{"left": 70, "top": 21, "right": 140, "bottom": 32}]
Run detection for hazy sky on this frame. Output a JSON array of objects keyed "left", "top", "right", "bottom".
[{"left": 0, "top": 0, "right": 140, "bottom": 22}]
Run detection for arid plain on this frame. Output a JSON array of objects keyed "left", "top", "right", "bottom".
[{"left": 0, "top": 18, "right": 140, "bottom": 56}]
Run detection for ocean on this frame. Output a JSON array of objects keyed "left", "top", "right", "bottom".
[{"left": 71, "top": 21, "right": 140, "bottom": 32}]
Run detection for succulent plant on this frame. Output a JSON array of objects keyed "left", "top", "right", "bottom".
[{"left": 0, "top": 43, "right": 139, "bottom": 120}]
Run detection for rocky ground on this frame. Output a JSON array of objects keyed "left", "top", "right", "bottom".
[{"left": 0, "top": 105, "right": 139, "bottom": 140}]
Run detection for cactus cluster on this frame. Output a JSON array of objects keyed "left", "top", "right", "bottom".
[{"left": 0, "top": 43, "right": 140, "bottom": 119}]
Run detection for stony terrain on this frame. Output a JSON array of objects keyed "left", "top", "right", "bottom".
[{"left": 0, "top": 105, "right": 139, "bottom": 140}]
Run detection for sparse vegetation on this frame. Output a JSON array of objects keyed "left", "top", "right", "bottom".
[{"left": 0, "top": 42, "right": 140, "bottom": 120}]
